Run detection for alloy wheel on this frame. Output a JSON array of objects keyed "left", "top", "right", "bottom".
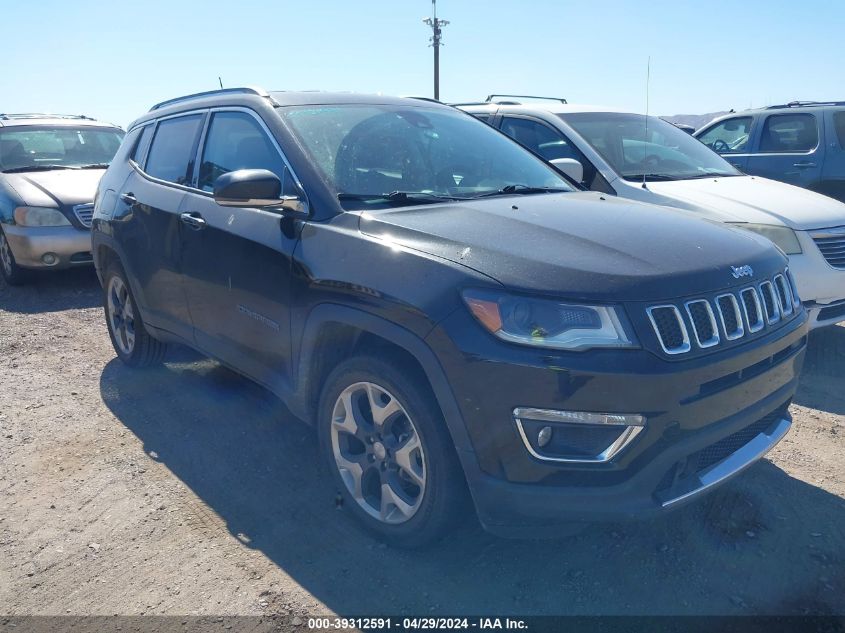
[
  {"left": 107, "top": 275, "right": 136, "bottom": 355},
  {"left": 331, "top": 381, "right": 427, "bottom": 524}
]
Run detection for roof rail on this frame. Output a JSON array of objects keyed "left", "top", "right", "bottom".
[
  {"left": 401, "top": 96, "right": 443, "bottom": 104},
  {"left": 765, "top": 100, "right": 845, "bottom": 109},
  {"left": 0, "top": 113, "right": 94, "bottom": 121},
  {"left": 149, "top": 86, "right": 273, "bottom": 111},
  {"left": 449, "top": 101, "right": 495, "bottom": 107},
  {"left": 485, "top": 94, "right": 567, "bottom": 104}
]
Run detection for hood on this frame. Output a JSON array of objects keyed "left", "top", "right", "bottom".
[
  {"left": 358, "top": 192, "right": 786, "bottom": 302},
  {"left": 644, "top": 175, "right": 845, "bottom": 231},
  {"left": 4, "top": 169, "right": 105, "bottom": 210}
]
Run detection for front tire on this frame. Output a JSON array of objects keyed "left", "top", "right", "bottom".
[
  {"left": 103, "top": 262, "right": 167, "bottom": 367},
  {"left": 318, "top": 355, "right": 467, "bottom": 548},
  {"left": 0, "top": 227, "right": 29, "bottom": 286}
]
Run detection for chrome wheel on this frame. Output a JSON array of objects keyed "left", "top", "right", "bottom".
[
  {"left": 0, "top": 231, "right": 13, "bottom": 277},
  {"left": 331, "top": 381, "right": 427, "bottom": 524},
  {"left": 107, "top": 275, "right": 136, "bottom": 356}
]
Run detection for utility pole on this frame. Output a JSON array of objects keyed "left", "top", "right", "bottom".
[{"left": 423, "top": 0, "right": 448, "bottom": 100}]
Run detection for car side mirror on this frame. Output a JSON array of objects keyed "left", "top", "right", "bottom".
[
  {"left": 213, "top": 169, "right": 306, "bottom": 214},
  {"left": 550, "top": 158, "right": 584, "bottom": 184}
]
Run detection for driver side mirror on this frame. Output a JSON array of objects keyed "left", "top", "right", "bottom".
[
  {"left": 213, "top": 169, "right": 307, "bottom": 214},
  {"left": 550, "top": 158, "right": 584, "bottom": 184}
]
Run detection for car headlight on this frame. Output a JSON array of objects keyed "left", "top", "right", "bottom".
[
  {"left": 731, "top": 223, "right": 802, "bottom": 255},
  {"left": 13, "top": 206, "right": 71, "bottom": 227},
  {"left": 462, "top": 289, "right": 636, "bottom": 351}
]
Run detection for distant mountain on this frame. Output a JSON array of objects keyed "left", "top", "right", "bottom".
[{"left": 662, "top": 111, "right": 730, "bottom": 131}]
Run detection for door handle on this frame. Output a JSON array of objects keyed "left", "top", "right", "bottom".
[
  {"left": 120, "top": 192, "right": 137, "bottom": 205},
  {"left": 180, "top": 212, "right": 207, "bottom": 230},
  {"left": 793, "top": 161, "right": 817, "bottom": 168}
]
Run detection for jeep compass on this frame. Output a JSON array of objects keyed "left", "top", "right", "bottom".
[{"left": 92, "top": 87, "right": 808, "bottom": 546}]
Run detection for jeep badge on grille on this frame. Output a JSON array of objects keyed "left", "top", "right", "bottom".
[{"left": 731, "top": 265, "right": 754, "bottom": 279}]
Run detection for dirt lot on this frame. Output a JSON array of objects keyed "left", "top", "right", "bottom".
[{"left": 1, "top": 268, "right": 844, "bottom": 617}]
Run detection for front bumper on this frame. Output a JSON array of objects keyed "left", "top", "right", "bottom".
[
  {"left": 790, "top": 232, "right": 845, "bottom": 328},
  {"left": 427, "top": 306, "right": 807, "bottom": 536},
  {"left": 2, "top": 224, "right": 93, "bottom": 269}
]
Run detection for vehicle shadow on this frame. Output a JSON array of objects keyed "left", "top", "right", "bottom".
[
  {"left": 0, "top": 267, "right": 102, "bottom": 314},
  {"left": 794, "top": 323, "right": 845, "bottom": 415},
  {"left": 99, "top": 355, "right": 845, "bottom": 616}
]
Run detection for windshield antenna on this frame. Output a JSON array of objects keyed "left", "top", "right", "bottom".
[
  {"left": 642, "top": 56, "right": 650, "bottom": 190},
  {"left": 218, "top": 76, "right": 224, "bottom": 89}
]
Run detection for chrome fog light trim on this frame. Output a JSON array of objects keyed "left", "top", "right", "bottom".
[{"left": 513, "top": 407, "right": 645, "bottom": 464}]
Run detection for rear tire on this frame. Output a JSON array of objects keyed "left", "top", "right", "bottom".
[
  {"left": 103, "top": 261, "right": 167, "bottom": 367},
  {"left": 0, "top": 227, "right": 29, "bottom": 286},
  {"left": 318, "top": 355, "right": 468, "bottom": 548}
]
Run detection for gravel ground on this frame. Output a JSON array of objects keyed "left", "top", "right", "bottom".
[{"left": 1, "top": 267, "right": 843, "bottom": 617}]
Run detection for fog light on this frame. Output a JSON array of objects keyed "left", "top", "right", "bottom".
[
  {"left": 41, "top": 253, "right": 59, "bottom": 266},
  {"left": 537, "top": 425, "right": 553, "bottom": 448},
  {"left": 514, "top": 407, "right": 645, "bottom": 463}
]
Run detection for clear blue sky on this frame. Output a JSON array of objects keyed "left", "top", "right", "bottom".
[{"left": 4, "top": 0, "right": 843, "bottom": 128}]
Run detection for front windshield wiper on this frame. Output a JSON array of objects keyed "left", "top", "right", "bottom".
[
  {"left": 623, "top": 173, "right": 679, "bottom": 182},
  {"left": 1, "top": 165, "right": 79, "bottom": 174},
  {"left": 77, "top": 163, "right": 111, "bottom": 170},
  {"left": 467, "top": 184, "right": 571, "bottom": 199},
  {"left": 684, "top": 171, "right": 739, "bottom": 179},
  {"left": 338, "top": 191, "right": 466, "bottom": 205}
]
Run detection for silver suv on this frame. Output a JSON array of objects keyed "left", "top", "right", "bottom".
[{"left": 0, "top": 113, "right": 124, "bottom": 284}]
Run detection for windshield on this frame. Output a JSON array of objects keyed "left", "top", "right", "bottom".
[
  {"left": 278, "top": 105, "right": 573, "bottom": 207},
  {"left": 0, "top": 125, "right": 124, "bottom": 172},
  {"left": 560, "top": 112, "right": 740, "bottom": 181}
]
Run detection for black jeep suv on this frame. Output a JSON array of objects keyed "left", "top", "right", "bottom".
[{"left": 92, "top": 87, "right": 808, "bottom": 546}]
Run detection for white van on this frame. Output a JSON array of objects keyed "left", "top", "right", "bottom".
[{"left": 458, "top": 99, "right": 845, "bottom": 329}]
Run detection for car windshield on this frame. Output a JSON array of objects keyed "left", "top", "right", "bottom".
[
  {"left": 560, "top": 112, "right": 740, "bottom": 181},
  {"left": 278, "top": 104, "right": 573, "bottom": 207},
  {"left": 0, "top": 125, "right": 124, "bottom": 172}
]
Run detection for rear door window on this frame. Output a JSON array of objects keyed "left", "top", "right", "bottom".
[
  {"left": 833, "top": 111, "right": 845, "bottom": 149},
  {"left": 759, "top": 113, "right": 818, "bottom": 153},
  {"left": 144, "top": 114, "right": 204, "bottom": 185},
  {"left": 697, "top": 117, "right": 753, "bottom": 153}
]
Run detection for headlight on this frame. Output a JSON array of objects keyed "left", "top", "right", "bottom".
[
  {"left": 731, "top": 223, "right": 802, "bottom": 255},
  {"left": 13, "top": 206, "right": 71, "bottom": 227},
  {"left": 462, "top": 289, "right": 636, "bottom": 351}
]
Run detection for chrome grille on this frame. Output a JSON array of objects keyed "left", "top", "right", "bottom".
[
  {"left": 811, "top": 226, "right": 845, "bottom": 270},
  {"left": 716, "top": 294, "right": 744, "bottom": 340},
  {"left": 773, "top": 274, "right": 794, "bottom": 317},
  {"left": 647, "top": 269, "right": 799, "bottom": 355},
  {"left": 646, "top": 305, "right": 690, "bottom": 354},
  {"left": 685, "top": 300, "right": 719, "bottom": 348},
  {"left": 759, "top": 281, "right": 781, "bottom": 325},
  {"left": 73, "top": 203, "right": 94, "bottom": 228}
]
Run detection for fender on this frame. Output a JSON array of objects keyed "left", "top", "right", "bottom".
[{"left": 291, "top": 303, "right": 475, "bottom": 457}]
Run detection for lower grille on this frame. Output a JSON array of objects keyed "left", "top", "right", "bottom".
[
  {"left": 695, "top": 410, "right": 782, "bottom": 471},
  {"left": 811, "top": 226, "right": 845, "bottom": 269},
  {"left": 73, "top": 203, "right": 94, "bottom": 228}
]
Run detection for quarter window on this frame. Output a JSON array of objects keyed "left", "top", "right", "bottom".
[
  {"left": 198, "top": 111, "right": 287, "bottom": 192},
  {"left": 144, "top": 114, "right": 204, "bottom": 185},
  {"left": 697, "top": 117, "right": 753, "bottom": 153},
  {"left": 130, "top": 125, "right": 154, "bottom": 167},
  {"left": 759, "top": 114, "right": 818, "bottom": 153}
]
